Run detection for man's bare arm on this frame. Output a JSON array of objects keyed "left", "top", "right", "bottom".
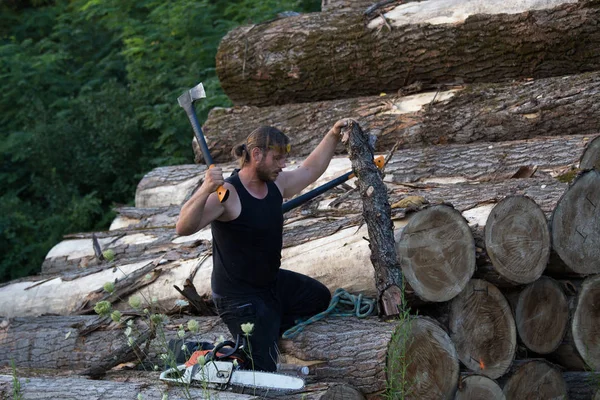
[
  {"left": 277, "top": 119, "right": 349, "bottom": 198},
  {"left": 176, "top": 167, "right": 227, "bottom": 236}
]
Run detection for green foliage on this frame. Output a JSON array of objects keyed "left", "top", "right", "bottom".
[{"left": 0, "top": 0, "right": 320, "bottom": 283}]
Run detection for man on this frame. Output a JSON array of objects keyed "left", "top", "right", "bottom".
[{"left": 176, "top": 119, "right": 350, "bottom": 372}]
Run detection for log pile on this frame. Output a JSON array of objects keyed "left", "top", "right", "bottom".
[{"left": 2, "top": 0, "right": 600, "bottom": 398}]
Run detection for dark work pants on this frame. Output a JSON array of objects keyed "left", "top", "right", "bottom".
[{"left": 212, "top": 269, "right": 331, "bottom": 372}]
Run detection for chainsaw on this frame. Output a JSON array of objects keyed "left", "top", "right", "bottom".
[{"left": 159, "top": 338, "right": 305, "bottom": 391}]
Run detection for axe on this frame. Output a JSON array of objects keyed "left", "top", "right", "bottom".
[
  {"left": 282, "top": 155, "right": 385, "bottom": 213},
  {"left": 178, "top": 83, "right": 229, "bottom": 202}
]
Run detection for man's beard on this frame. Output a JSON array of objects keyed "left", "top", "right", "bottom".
[{"left": 256, "top": 162, "right": 279, "bottom": 182}]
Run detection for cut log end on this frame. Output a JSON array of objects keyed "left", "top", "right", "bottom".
[
  {"left": 449, "top": 279, "right": 516, "bottom": 379},
  {"left": 387, "top": 316, "right": 459, "bottom": 400},
  {"left": 573, "top": 275, "right": 600, "bottom": 370},
  {"left": 515, "top": 276, "right": 569, "bottom": 354},
  {"left": 454, "top": 375, "right": 505, "bottom": 400},
  {"left": 396, "top": 205, "right": 475, "bottom": 302},
  {"left": 580, "top": 135, "right": 600, "bottom": 171},
  {"left": 551, "top": 170, "right": 600, "bottom": 275},
  {"left": 484, "top": 196, "right": 550, "bottom": 284},
  {"left": 502, "top": 360, "right": 567, "bottom": 399}
]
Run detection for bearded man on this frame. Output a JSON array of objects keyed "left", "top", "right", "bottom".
[{"left": 176, "top": 120, "right": 349, "bottom": 372}]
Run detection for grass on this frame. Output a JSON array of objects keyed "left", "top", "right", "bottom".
[
  {"left": 384, "top": 281, "right": 415, "bottom": 400},
  {"left": 11, "top": 360, "right": 23, "bottom": 400}
]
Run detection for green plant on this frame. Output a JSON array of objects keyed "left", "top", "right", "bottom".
[
  {"left": 11, "top": 360, "right": 23, "bottom": 400},
  {"left": 384, "top": 281, "right": 415, "bottom": 400}
]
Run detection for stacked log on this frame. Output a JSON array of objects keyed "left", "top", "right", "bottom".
[{"left": 3, "top": 0, "right": 600, "bottom": 398}]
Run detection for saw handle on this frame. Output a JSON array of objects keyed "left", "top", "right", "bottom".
[
  {"left": 209, "top": 338, "right": 240, "bottom": 361},
  {"left": 182, "top": 104, "right": 229, "bottom": 203}
]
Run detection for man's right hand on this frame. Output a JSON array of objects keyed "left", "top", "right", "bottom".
[{"left": 203, "top": 167, "right": 225, "bottom": 193}]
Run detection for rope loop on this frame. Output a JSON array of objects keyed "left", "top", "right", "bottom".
[{"left": 282, "top": 288, "right": 377, "bottom": 339}]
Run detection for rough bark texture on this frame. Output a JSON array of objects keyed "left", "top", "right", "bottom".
[
  {"left": 551, "top": 169, "right": 600, "bottom": 275},
  {"left": 396, "top": 205, "right": 475, "bottom": 302},
  {"left": 0, "top": 316, "right": 230, "bottom": 371},
  {"left": 483, "top": 196, "right": 550, "bottom": 285},
  {"left": 501, "top": 360, "right": 568, "bottom": 399},
  {"left": 200, "top": 72, "right": 600, "bottom": 163},
  {"left": 216, "top": 1, "right": 600, "bottom": 106},
  {"left": 345, "top": 121, "right": 402, "bottom": 314},
  {"left": 1, "top": 315, "right": 401, "bottom": 395},
  {"left": 454, "top": 375, "right": 505, "bottom": 400},
  {"left": 0, "top": 374, "right": 260, "bottom": 400},
  {"left": 449, "top": 279, "right": 516, "bottom": 379},
  {"left": 321, "top": 0, "right": 375, "bottom": 12},
  {"left": 580, "top": 135, "right": 600, "bottom": 171},
  {"left": 514, "top": 277, "right": 569, "bottom": 354},
  {"left": 385, "top": 317, "right": 459, "bottom": 400},
  {"left": 41, "top": 226, "right": 209, "bottom": 275}
]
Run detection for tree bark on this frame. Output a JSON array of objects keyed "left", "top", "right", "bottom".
[
  {"left": 0, "top": 315, "right": 459, "bottom": 396},
  {"left": 321, "top": 0, "right": 375, "bottom": 12},
  {"left": 216, "top": 0, "right": 600, "bottom": 106},
  {"left": 0, "top": 374, "right": 260, "bottom": 400},
  {"left": 201, "top": 72, "right": 600, "bottom": 164},
  {"left": 345, "top": 121, "right": 402, "bottom": 315},
  {"left": 580, "top": 135, "right": 600, "bottom": 171},
  {"left": 514, "top": 277, "right": 569, "bottom": 355},
  {"left": 449, "top": 279, "right": 516, "bottom": 379},
  {"left": 550, "top": 169, "right": 600, "bottom": 275},
  {"left": 396, "top": 204, "right": 475, "bottom": 302},
  {"left": 482, "top": 196, "right": 550, "bottom": 285},
  {"left": 500, "top": 360, "right": 568, "bottom": 399},
  {"left": 454, "top": 375, "right": 505, "bottom": 400}
]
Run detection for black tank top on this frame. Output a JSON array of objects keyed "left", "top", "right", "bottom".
[{"left": 211, "top": 174, "right": 283, "bottom": 296}]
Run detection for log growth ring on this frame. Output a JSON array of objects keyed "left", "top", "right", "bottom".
[
  {"left": 515, "top": 276, "right": 569, "bottom": 354},
  {"left": 449, "top": 279, "right": 516, "bottom": 379},
  {"left": 573, "top": 275, "right": 600, "bottom": 370},
  {"left": 551, "top": 170, "right": 600, "bottom": 275},
  {"left": 396, "top": 205, "right": 476, "bottom": 302},
  {"left": 484, "top": 195, "right": 550, "bottom": 284}
]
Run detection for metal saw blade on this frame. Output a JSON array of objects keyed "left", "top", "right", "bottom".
[{"left": 230, "top": 370, "right": 305, "bottom": 391}]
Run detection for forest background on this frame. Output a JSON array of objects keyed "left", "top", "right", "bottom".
[{"left": 0, "top": 0, "right": 320, "bottom": 283}]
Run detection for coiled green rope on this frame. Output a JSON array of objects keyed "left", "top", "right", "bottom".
[{"left": 282, "top": 288, "right": 377, "bottom": 339}]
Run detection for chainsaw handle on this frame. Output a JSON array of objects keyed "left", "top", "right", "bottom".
[{"left": 210, "top": 339, "right": 239, "bottom": 361}]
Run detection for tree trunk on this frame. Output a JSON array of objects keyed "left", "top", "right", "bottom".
[
  {"left": 0, "top": 374, "right": 260, "bottom": 400},
  {"left": 500, "top": 360, "right": 568, "bottom": 399},
  {"left": 201, "top": 71, "right": 600, "bottom": 164},
  {"left": 384, "top": 316, "right": 459, "bottom": 400},
  {"left": 0, "top": 314, "right": 460, "bottom": 397},
  {"left": 550, "top": 169, "right": 600, "bottom": 275},
  {"left": 580, "top": 135, "right": 600, "bottom": 171},
  {"left": 396, "top": 204, "right": 475, "bottom": 302},
  {"left": 482, "top": 196, "right": 550, "bottom": 285},
  {"left": 514, "top": 277, "right": 569, "bottom": 355},
  {"left": 345, "top": 121, "right": 402, "bottom": 315},
  {"left": 449, "top": 279, "right": 516, "bottom": 379},
  {"left": 216, "top": 0, "right": 600, "bottom": 106},
  {"left": 454, "top": 375, "right": 505, "bottom": 400},
  {"left": 110, "top": 206, "right": 180, "bottom": 230}
]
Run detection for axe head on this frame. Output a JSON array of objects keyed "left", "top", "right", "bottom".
[{"left": 178, "top": 83, "right": 206, "bottom": 109}]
